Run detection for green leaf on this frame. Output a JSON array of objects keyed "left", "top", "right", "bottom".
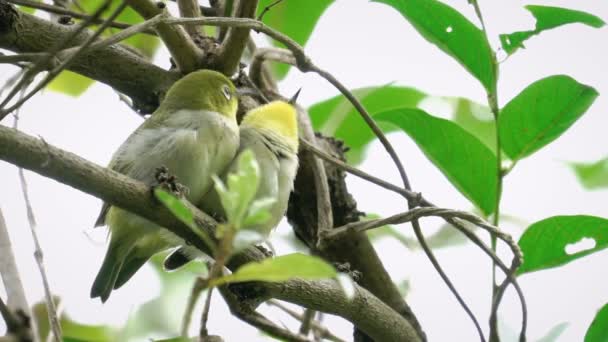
[
  {"left": 153, "top": 338, "right": 193, "bottom": 342},
  {"left": 537, "top": 322, "right": 569, "bottom": 342},
  {"left": 585, "top": 303, "right": 608, "bottom": 342},
  {"left": 257, "top": 0, "right": 333, "bottom": 79},
  {"left": 154, "top": 189, "right": 195, "bottom": 228},
  {"left": 308, "top": 85, "right": 426, "bottom": 164},
  {"left": 242, "top": 197, "right": 275, "bottom": 228},
  {"left": 568, "top": 157, "right": 608, "bottom": 190},
  {"left": 373, "top": 0, "right": 495, "bottom": 91},
  {"left": 376, "top": 108, "right": 497, "bottom": 215},
  {"left": 213, "top": 149, "right": 261, "bottom": 228},
  {"left": 518, "top": 215, "right": 608, "bottom": 275},
  {"left": 47, "top": 71, "right": 95, "bottom": 97},
  {"left": 499, "top": 75, "right": 599, "bottom": 162},
  {"left": 500, "top": 5, "right": 605, "bottom": 55},
  {"left": 452, "top": 97, "right": 496, "bottom": 152},
  {"left": 213, "top": 253, "right": 336, "bottom": 286}
]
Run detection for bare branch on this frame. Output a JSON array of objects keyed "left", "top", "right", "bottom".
[
  {"left": 0, "top": 208, "right": 37, "bottom": 342},
  {"left": 12, "top": 109, "right": 62, "bottom": 341},
  {"left": 0, "top": 0, "right": 129, "bottom": 120},
  {"left": 214, "top": 0, "right": 258, "bottom": 75},
  {"left": 127, "top": 0, "right": 202, "bottom": 72},
  {"left": 0, "top": 2, "right": 179, "bottom": 113},
  {"left": 267, "top": 301, "right": 346, "bottom": 342},
  {"left": 5, "top": 0, "right": 150, "bottom": 32},
  {"left": 177, "top": 0, "right": 203, "bottom": 37}
]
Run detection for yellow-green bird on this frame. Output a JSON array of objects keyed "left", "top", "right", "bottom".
[
  {"left": 164, "top": 94, "right": 300, "bottom": 270},
  {"left": 91, "top": 70, "right": 240, "bottom": 302}
]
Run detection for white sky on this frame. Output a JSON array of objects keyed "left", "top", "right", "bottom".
[{"left": 1, "top": 0, "right": 607, "bottom": 341}]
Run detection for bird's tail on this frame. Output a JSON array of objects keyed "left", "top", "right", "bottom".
[
  {"left": 90, "top": 243, "right": 125, "bottom": 303},
  {"left": 113, "top": 249, "right": 148, "bottom": 290}
]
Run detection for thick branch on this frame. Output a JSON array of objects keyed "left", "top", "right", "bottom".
[
  {"left": 126, "top": 0, "right": 202, "bottom": 72},
  {"left": 0, "top": 2, "right": 178, "bottom": 113},
  {"left": 0, "top": 124, "right": 421, "bottom": 342},
  {"left": 214, "top": 0, "right": 258, "bottom": 75},
  {"left": 177, "top": 0, "right": 203, "bottom": 37}
]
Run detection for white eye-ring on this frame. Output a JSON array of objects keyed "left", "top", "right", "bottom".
[{"left": 221, "top": 85, "right": 232, "bottom": 100}]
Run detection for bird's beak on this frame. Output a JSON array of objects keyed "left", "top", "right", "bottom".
[{"left": 288, "top": 88, "right": 302, "bottom": 105}]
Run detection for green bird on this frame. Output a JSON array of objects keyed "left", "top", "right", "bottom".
[
  {"left": 91, "top": 70, "right": 240, "bottom": 302},
  {"left": 164, "top": 94, "right": 300, "bottom": 270}
]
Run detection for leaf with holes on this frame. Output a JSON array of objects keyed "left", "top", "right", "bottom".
[
  {"left": 373, "top": 0, "right": 495, "bottom": 91},
  {"left": 499, "top": 75, "right": 598, "bottom": 162},
  {"left": 257, "top": 0, "right": 333, "bottom": 79},
  {"left": 376, "top": 108, "right": 497, "bottom": 215},
  {"left": 518, "top": 215, "right": 608, "bottom": 275},
  {"left": 308, "top": 85, "right": 426, "bottom": 164},
  {"left": 568, "top": 157, "right": 608, "bottom": 190},
  {"left": 500, "top": 5, "right": 605, "bottom": 55},
  {"left": 585, "top": 303, "right": 608, "bottom": 342},
  {"left": 212, "top": 253, "right": 337, "bottom": 286}
]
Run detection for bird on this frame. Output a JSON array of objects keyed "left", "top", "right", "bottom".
[
  {"left": 164, "top": 91, "right": 301, "bottom": 270},
  {"left": 91, "top": 70, "right": 240, "bottom": 302}
]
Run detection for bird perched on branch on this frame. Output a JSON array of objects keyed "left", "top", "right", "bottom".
[
  {"left": 164, "top": 91, "right": 301, "bottom": 270},
  {"left": 91, "top": 70, "right": 240, "bottom": 302}
]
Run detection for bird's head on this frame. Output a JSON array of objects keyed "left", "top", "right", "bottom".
[{"left": 159, "top": 70, "right": 238, "bottom": 119}]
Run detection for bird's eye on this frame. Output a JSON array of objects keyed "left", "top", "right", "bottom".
[{"left": 221, "top": 85, "right": 232, "bottom": 100}]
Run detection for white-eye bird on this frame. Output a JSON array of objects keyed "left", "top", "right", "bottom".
[
  {"left": 91, "top": 70, "right": 240, "bottom": 302},
  {"left": 164, "top": 94, "right": 300, "bottom": 270}
]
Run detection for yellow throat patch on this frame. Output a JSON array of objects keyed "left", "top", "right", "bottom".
[{"left": 242, "top": 101, "right": 299, "bottom": 150}]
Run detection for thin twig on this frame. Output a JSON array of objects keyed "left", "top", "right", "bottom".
[
  {"left": 199, "top": 286, "right": 214, "bottom": 337},
  {"left": 13, "top": 111, "right": 62, "bottom": 342},
  {"left": 257, "top": 0, "right": 284, "bottom": 21},
  {"left": 215, "top": 0, "right": 259, "bottom": 75},
  {"left": 127, "top": 0, "right": 202, "bottom": 73},
  {"left": 219, "top": 288, "right": 312, "bottom": 342},
  {"left": 267, "top": 301, "right": 345, "bottom": 342},
  {"left": 0, "top": 208, "right": 36, "bottom": 342},
  {"left": 0, "top": 0, "right": 113, "bottom": 114},
  {"left": 181, "top": 277, "right": 206, "bottom": 336},
  {"left": 299, "top": 309, "right": 315, "bottom": 336},
  {"left": 249, "top": 47, "right": 294, "bottom": 90},
  {"left": 176, "top": 0, "right": 203, "bottom": 37},
  {"left": 5, "top": 0, "right": 152, "bottom": 33}
]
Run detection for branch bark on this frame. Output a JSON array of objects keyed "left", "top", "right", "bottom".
[
  {"left": 214, "top": 0, "right": 258, "bottom": 75},
  {"left": 0, "top": 124, "right": 422, "bottom": 342},
  {"left": 126, "top": 0, "right": 202, "bottom": 73},
  {"left": 0, "top": 2, "right": 178, "bottom": 113}
]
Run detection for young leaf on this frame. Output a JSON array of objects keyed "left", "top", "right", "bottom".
[
  {"left": 373, "top": 0, "right": 496, "bottom": 91},
  {"left": 376, "top": 108, "right": 497, "bottom": 215},
  {"left": 154, "top": 189, "right": 195, "bottom": 228},
  {"left": 585, "top": 303, "right": 608, "bottom": 342},
  {"left": 242, "top": 197, "right": 275, "bottom": 228},
  {"left": 47, "top": 71, "right": 94, "bottom": 97},
  {"left": 500, "top": 5, "right": 605, "bottom": 55},
  {"left": 308, "top": 85, "right": 426, "bottom": 164},
  {"left": 499, "top": 75, "right": 598, "bottom": 163},
  {"left": 518, "top": 215, "right": 608, "bottom": 275},
  {"left": 213, "top": 253, "right": 337, "bottom": 286},
  {"left": 257, "top": 0, "right": 333, "bottom": 79},
  {"left": 568, "top": 157, "right": 608, "bottom": 190},
  {"left": 213, "top": 149, "right": 261, "bottom": 228}
]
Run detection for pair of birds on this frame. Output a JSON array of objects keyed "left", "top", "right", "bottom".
[{"left": 91, "top": 70, "right": 299, "bottom": 302}]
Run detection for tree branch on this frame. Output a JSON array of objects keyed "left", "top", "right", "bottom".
[
  {"left": 177, "top": 0, "right": 203, "bottom": 37},
  {"left": 126, "top": 0, "right": 202, "bottom": 73},
  {"left": 0, "top": 124, "right": 422, "bottom": 342},
  {"left": 214, "top": 0, "right": 258, "bottom": 75},
  {"left": 0, "top": 2, "right": 179, "bottom": 113}
]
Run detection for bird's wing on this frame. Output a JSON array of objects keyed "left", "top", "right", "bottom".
[{"left": 94, "top": 119, "right": 164, "bottom": 227}]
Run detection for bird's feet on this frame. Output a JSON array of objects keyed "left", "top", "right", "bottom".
[{"left": 153, "top": 166, "right": 189, "bottom": 198}]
